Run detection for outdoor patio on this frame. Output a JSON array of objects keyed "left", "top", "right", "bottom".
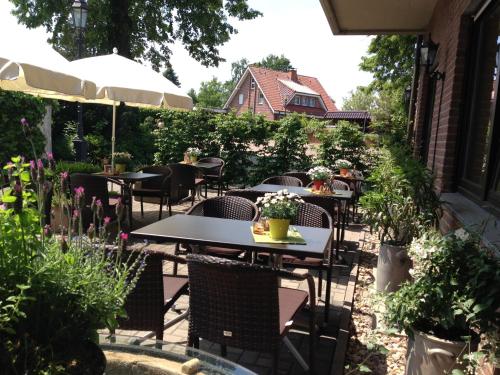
[{"left": 108, "top": 192, "right": 364, "bottom": 375}]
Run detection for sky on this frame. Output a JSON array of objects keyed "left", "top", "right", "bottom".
[{"left": 0, "top": 0, "right": 373, "bottom": 108}]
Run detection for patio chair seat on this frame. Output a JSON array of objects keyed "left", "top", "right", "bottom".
[
  {"left": 132, "top": 187, "right": 167, "bottom": 197},
  {"left": 203, "top": 246, "right": 243, "bottom": 257},
  {"left": 278, "top": 287, "right": 308, "bottom": 335},
  {"left": 163, "top": 276, "right": 189, "bottom": 304},
  {"left": 195, "top": 178, "right": 205, "bottom": 185}
]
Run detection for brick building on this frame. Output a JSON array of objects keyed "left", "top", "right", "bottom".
[{"left": 321, "top": 0, "right": 500, "bottom": 247}]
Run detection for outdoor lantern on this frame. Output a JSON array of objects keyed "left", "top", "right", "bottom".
[
  {"left": 71, "top": 0, "right": 88, "bottom": 30},
  {"left": 420, "top": 38, "right": 438, "bottom": 67}
]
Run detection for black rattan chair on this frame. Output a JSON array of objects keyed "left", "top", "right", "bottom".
[
  {"left": 224, "top": 189, "right": 265, "bottom": 203},
  {"left": 112, "top": 245, "right": 189, "bottom": 342},
  {"left": 70, "top": 173, "right": 126, "bottom": 230},
  {"left": 174, "top": 196, "right": 258, "bottom": 270},
  {"left": 198, "top": 157, "right": 225, "bottom": 196},
  {"left": 262, "top": 175, "right": 303, "bottom": 187},
  {"left": 187, "top": 254, "right": 316, "bottom": 374},
  {"left": 167, "top": 163, "right": 199, "bottom": 214},
  {"left": 283, "top": 172, "right": 311, "bottom": 187},
  {"left": 132, "top": 166, "right": 172, "bottom": 220}
]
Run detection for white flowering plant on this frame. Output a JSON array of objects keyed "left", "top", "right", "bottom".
[
  {"left": 256, "top": 189, "right": 304, "bottom": 220},
  {"left": 385, "top": 228, "right": 500, "bottom": 371},
  {"left": 334, "top": 159, "right": 352, "bottom": 169},
  {"left": 307, "top": 166, "right": 332, "bottom": 181},
  {"left": 186, "top": 147, "right": 201, "bottom": 156}
]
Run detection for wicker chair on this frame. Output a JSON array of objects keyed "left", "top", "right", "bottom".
[
  {"left": 113, "top": 245, "right": 189, "bottom": 342},
  {"left": 167, "top": 163, "right": 200, "bottom": 214},
  {"left": 224, "top": 189, "right": 265, "bottom": 203},
  {"left": 328, "top": 179, "right": 350, "bottom": 241},
  {"left": 70, "top": 173, "right": 126, "bottom": 230},
  {"left": 283, "top": 172, "right": 311, "bottom": 187},
  {"left": 198, "top": 157, "right": 225, "bottom": 196},
  {"left": 186, "top": 254, "right": 316, "bottom": 374},
  {"left": 174, "top": 196, "right": 258, "bottom": 270},
  {"left": 132, "top": 166, "right": 172, "bottom": 220},
  {"left": 262, "top": 175, "right": 303, "bottom": 187}
]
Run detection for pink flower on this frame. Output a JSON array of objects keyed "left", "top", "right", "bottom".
[
  {"left": 60, "top": 171, "right": 69, "bottom": 180},
  {"left": 74, "top": 186, "right": 85, "bottom": 196},
  {"left": 96, "top": 199, "right": 102, "bottom": 207},
  {"left": 20, "top": 118, "right": 29, "bottom": 127},
  {"left": 120, "top": 232, "right": 129, "bottom": 241},
  {"left": 30, "top": 160, "right": 36, "bottom": 170},
  {"left": 47, "top": 152, "right": 54, "bottom": 161},
  {"left": 37, "top": 159, "right": 44, "bottom": 169},
  {"left": 73, "top": 209, "right": 80, "bottom": 218},
  {"left": 103, "top": 216, "right": 111, "bottom": 225}
]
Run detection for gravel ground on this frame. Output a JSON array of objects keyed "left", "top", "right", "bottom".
[{"left": 344, "top": 231, "right": 408, "bottom": 375}]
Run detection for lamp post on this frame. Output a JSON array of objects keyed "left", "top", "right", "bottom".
[{"left": 71, "top": 0, "right": 88, "bottom": 161}]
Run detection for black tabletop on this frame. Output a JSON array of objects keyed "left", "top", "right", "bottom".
[
  {"left": 131, "top": 214, "right": 332, "bottom": 258},
  {"left": 94, "top": 172, "right": 162, "bottom": 183},
  {"left": 250, "top": 184, "right": 353, "bottom": 200}
]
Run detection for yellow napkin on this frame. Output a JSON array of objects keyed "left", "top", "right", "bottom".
[{"left": 251, "top": 227, "right": 306, "bottom": 244}]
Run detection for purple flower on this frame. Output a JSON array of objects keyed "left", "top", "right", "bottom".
[
  {"left": 30, "top": 160, "right": 36, "bottom": 170},
  {"left": 43, "top": 224, "right": 53, "bottom": 238},
  {"left": 47, "top": 152, "right": 54, "bottom": 161},
  {"left": 20, "top": 118, "right": 29, "bottom": 127},
  {"left": 103, "top": 216, "right": 111, "bottom": 225},
  {"left": 37, "top": 159, "right": 43, "bottom": 169},
  {"left": 74, "top": 186, "right": 85, "bottom": 209},
  {"left": 73, "top": 209, "right": 80, "bottom": 218}
]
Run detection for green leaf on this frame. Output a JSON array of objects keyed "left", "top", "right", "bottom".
[
  {"left": 1, "top": 195, "right": 16, "bottom": 203},
  {"left": 451, "top": 370, "right": 464, "bottom": 375},
  {"left": 359, "top": 365, "right": 372, "bottom": 373},
  {"left": 11, "top": 156, "right": 21, "bottom": 163},
  {"left": 20, "top": 171, "right": 30, "bottom": 182}
]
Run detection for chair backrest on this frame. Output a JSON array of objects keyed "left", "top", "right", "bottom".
[
  {"left": 139, "top": 166, "right": 172, "bottom": 190},
  {"left": 70, "top": 173, "right": 110, "bottom": 207},
  {"left": 117, "top": 249, "right": 165, "bottom": 332},
  {"left": 283, "top": 172, "right": 311, "bottom": 187},
  {"left": 198, "top": 157, "right": 225, "bottom": 177},
  {"left": 292, "top": 202, "right": 333, "bottom": 230},
  {"left": 187, "top": 254, "right": 281, "bottom": 352},
  {"left": 168, "top": 163, "right": 197, "bottom": 202},
  {"left": 261, "top": 175, "right": 303, "bottom": 187},
  {"left": 329, "top": 179, "right": 350, "bottom": 191},
  {"left": 187, "top": 195, "right": 258, "bottom": 221},
  {"left": 225, "top": 189, "right": 265, "bottom": 203}
]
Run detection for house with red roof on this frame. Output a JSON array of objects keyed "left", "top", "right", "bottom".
[{"left": 224, "top": 65, "right": 339, "bottom": 121}]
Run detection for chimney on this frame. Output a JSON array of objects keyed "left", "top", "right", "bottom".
[{"left": 289, "top": 68, "right": 298, "bottom": 82}]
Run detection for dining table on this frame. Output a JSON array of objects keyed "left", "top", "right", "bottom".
[
  {"left": 131, "top": 214, "right": 336, "bottom": 323},
  {"left": 179, "top": 160, "right": 221, "bottom": 171},
  {"left": 93, "top": 172, "right": 162, "bottom": 227}
]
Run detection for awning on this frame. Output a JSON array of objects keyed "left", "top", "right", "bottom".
[{"left": 319, "top": 0, "right": 438, "bottom": 35}]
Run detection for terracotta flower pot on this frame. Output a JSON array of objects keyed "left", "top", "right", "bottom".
[
  {"left": 340, "top": 168, "right": 349, "bottom": 176},
  {"left": 268, "top": 218, "right": 290, "bottom": 240},
  {"left": 312, "top": 180, "right": 325, "bottom": 191}
]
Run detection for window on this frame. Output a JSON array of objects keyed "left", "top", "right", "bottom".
[
  {"left": 294, "top": 96, "right": 301, "bottom": 105},
  {"left": 258, "top": 91, "right": 264, "bottom": 105},
  {"left": 459, "top": 2, "right": 500, "bottom": 212},
  {"left": 302, "top": 96, "right": 308, "bottom": 106},
  {"left": 309, "top": 97, "right": 316, "bottom": 107},
  {"left": 238, "top": 93, "right": 244, "bottom": 105},
  {"left": 250, "top": 79, "right": 255, "bottom": 89}
]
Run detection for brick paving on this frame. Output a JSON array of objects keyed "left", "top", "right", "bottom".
[{"left": 107, "top": 190, "right": 363, "bottom": 374}]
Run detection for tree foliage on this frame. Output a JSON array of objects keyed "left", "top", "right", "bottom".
[
  {"left": 360, "top": 35, "right": 416, "bottom": 90},
  {"left": 9, "top": 0, "right": 261, "bottom": 69},
  {"left": 195, "top": 78, "right": 232, "bottom": 109},
  {"left": 163, "top": 62, "right": 181, "bottom": 87},
  {"left": 255, "top": 54, "right": 293, "bottom": 72},
  {"left": 342, "top": 86, "right": 377, "bottom": 112}
]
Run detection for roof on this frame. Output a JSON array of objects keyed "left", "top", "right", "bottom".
[
  {"left": 319, "top": 0, "right": 438, "bottom": 35},
  {"left": 224, "top": 66, "right": 338, "bottom": 112},
  {"left": 324, "top": 110, "right": 371, "bottom": 121}
]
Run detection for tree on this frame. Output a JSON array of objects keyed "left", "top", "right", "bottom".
[
  {"left": 230, "top": 58, "right": 249, "bottom": 85},
  {"left": 187, "top": 88, "right": 198, "bottom": 106},
  {"left": 162, "top": 62, "right": 180, "bottom": 87},
  {"left": 9, "top": 0, "right": 261, "bottom": 69},
  {"left": 342, "top": 86, "right": 377, "bottom": 111},
  {"left": 196, "top": 78, "right": 231, "bottom": 109},
  {"left": 255, "top": 54, "right": 293, "bottom": 72},
  {"left": 360, "top": 35, "right": 416, "bottom": 90}
]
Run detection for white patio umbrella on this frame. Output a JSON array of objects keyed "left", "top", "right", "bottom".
[
  {"left": 69, "top": 49, "right": 193, "bottom": 169},
  {"left": 0, "top": 28, "right": 96, "bottom": 100}
]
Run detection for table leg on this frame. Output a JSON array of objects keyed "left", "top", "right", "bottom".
[{"left": 126, "top": 182, "right": 133, "bottom": 229}]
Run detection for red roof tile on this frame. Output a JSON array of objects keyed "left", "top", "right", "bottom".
[
  {"left": 324, "top": 110, "right": 371, "bottom": 120},
  {"left": 248, "top": 66, "right": 338, "bottom": 113}
]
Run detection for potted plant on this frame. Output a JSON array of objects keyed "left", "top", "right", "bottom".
[
  {"left": 112, "top": 152, "right": 132, "bottom": 173},
  {"left": 360, "top": 146, "right": 440, "bottom": 293},
  {"left": 0, "top": 120, "right": 145, "bottom": 373},
  {"left": 334, "top": 159, "right": 353, "bottom": 176},
  {"left": 384, "top": 229, "right": 500, "bottom": 375},
  {"left": 256, "top": 189, "right": 304, "bottom": 240},
  {"left": 186, "top": 147, "right": 201, "bottom": 163},
  {"left": 307, "top": 166, "right": 332, "bottom": 190}
]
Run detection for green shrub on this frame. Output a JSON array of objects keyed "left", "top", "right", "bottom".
[
  {"left": 54, "top": 161, "right": 101, "bottom": 175},
  {"left": 0, "top": 90, "right": 46, "bottom": 163},
  {"left": 317, "top": 121, "right": 366, "bottom": 172}
]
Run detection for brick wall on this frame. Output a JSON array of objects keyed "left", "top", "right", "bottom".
[
  {"left": 227, "top": 74, "right": 275, "bottom": 120},
  {"left": 413, "top": 0, "right": 472, "bottom": 193}
]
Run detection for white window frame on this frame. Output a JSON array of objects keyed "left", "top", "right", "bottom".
[
  {"left": 258, "top": 91, "right": 264, "bottom": 105},
  {"left": 238, "top": 93, "right": 244, "bottom": 105},
  {"left": 294, "top": 96, "right": 301, "bottom": 105},
  {"left": 302, "top": 96, "right": 308, "bottom": 106},
  {"left": 309, "top": 97, "right": 316, "bottom": 107}
]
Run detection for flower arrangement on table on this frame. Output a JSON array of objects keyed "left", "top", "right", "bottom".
[
  {"left": 185, "top": 147, "right": 201, "bottom": 163},
  {"left": 307, "top": 166, "right": 333, "bottom": 190},
  {"left": 256, "top": 189, "right": 304, "bottom": 239},
  {"left": 334, "top": 159, "right": 352, "bottom": 175},
  {"left": 112, "top": 152, "right": 132, "bottom": 173}
]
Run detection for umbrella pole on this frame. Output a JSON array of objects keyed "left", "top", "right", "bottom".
[{"left": 111, "top": 101, "right": 116, "bottom": 173}]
